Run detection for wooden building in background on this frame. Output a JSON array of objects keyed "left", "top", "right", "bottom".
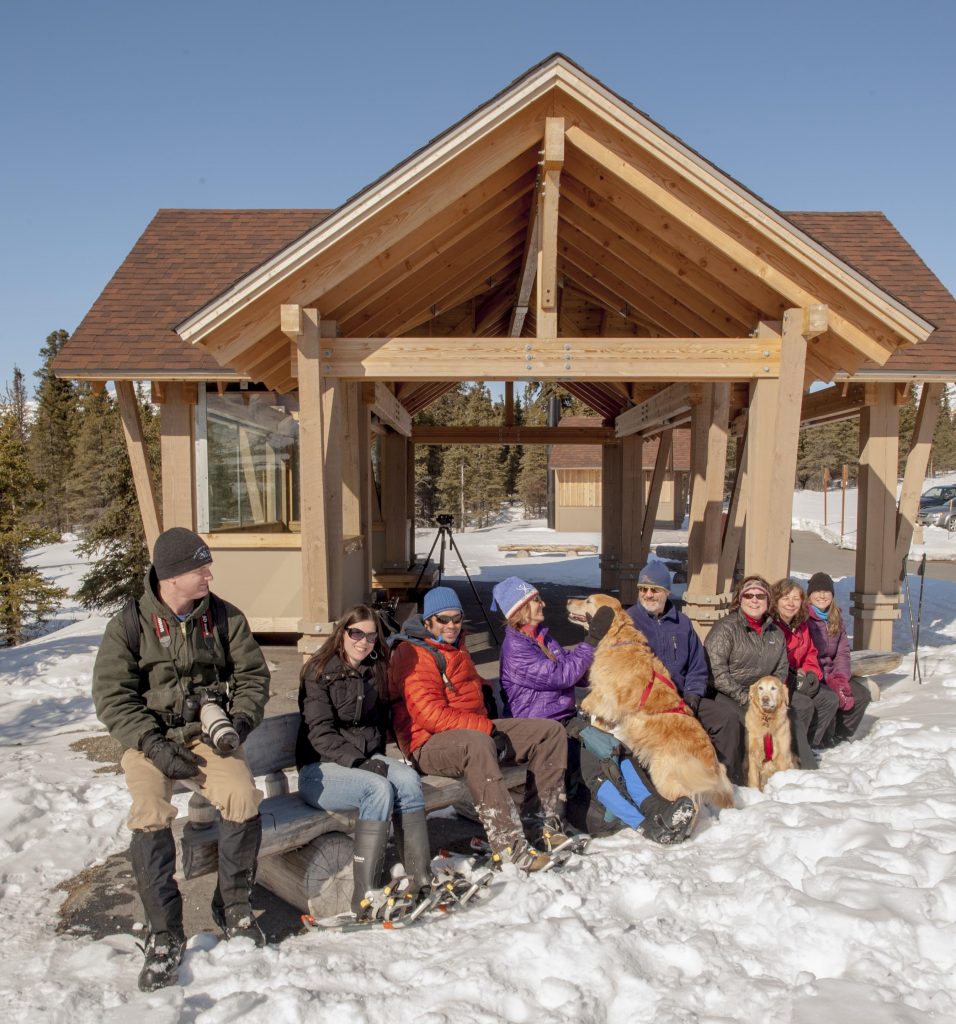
[{"left": 54, "top": 55, "right": 956, "bottom": 651}]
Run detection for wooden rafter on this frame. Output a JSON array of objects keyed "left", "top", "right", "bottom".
[
  {"left": 616, "top": 383, "right": 704, "bottom": 438},
  {"left": 895, "top": 382, "right": 943, "bottom": 566},
  {"left": 412, "top": 425, "right": 613, "bottom": 445},
  {"left": 313, "top": 335, "right": 782, "bottom": 381},
  {"left": 536, "top": 117, "right": 564, "bottom": 338}
]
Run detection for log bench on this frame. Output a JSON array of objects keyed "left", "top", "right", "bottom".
[
  {"left": 849, "top": 649, "right": 903, "bottom": 702},
  {"left": 497, "top": 543, "right": 598, "bottom": 558},
  {"left": 173, "top": 713, "right": 525, "bottom": 919}
]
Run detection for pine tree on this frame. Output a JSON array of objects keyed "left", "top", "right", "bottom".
[
  {"left": 73, "top": 385, "right": 160, "bottom": 610},
  {"left": 931, "top": 388, "right": 956, "bottom": 474},
  {"left": 2, "top": 368, "right": 28, "bottom": 445},
  {"left": 29, "top": 330, "right": 81, "bottom": 534},
  {"left": 0, "top": 398, "right": 67, "bottom": 645}
]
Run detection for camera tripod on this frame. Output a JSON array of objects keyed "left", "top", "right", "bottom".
[{"left": 415, "top": 520, "right": 499, "bottom": 644}]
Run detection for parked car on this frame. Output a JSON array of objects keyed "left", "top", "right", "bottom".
[
  {"left": 919, "top": 485, "right": 956, "bottom": 510},
  {"left": 917, "top": 501, "right": 956, "bottom": 531}
]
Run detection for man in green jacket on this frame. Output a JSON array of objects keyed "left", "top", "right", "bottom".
[{"left": 93, "top": 527, "right": 270, "bottom": 991}]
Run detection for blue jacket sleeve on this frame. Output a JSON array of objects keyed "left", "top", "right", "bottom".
[{"left": 501, "top": 630, "right": 594, "bottom": 694}]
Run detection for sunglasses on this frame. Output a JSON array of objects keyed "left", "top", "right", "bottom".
[
  {"left": 346, "top": 627, "right": 378, "bottom": 644},
  {"left": 638, "top": 586, "right": 665, "bottom": 594},
  {"left": 740, "top": 591, "right": 768, "bottom": 602},
  {"left": 433, "top": 613, "right": 463, "bottom": 625}
]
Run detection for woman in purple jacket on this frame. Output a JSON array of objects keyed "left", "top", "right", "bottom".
[
  {"left": 805, "top": 572, "right": 870, "bottom": 742},
  {"left": 492, "top": 577, "right": 695, "bottom": 844}
]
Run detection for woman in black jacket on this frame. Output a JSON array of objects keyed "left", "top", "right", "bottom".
[{"left": 296, "top": 604, "right": 429, "bottom": 916}]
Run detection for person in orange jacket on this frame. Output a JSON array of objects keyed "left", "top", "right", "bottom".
[{"left": 387, "top": 587, "right": 569, "bottom": 871}]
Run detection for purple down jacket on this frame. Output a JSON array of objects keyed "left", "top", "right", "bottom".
[{"left": 499, "top": 625, "right": 594, "bottom": 721}]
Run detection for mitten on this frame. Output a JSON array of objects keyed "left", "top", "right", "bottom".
[
  {"left": 231, "top": 714, "right": 254, "bottom": 747},
  {"left": 356, "top": 758, "right": 389, "bottom": 777},
  {"left": 584, "top": 606, "right": 615, "bottom": 647},
  {"left": 490, "top": 728, "right": 509, "bottom": 763},
  {"left": 796, "top": 670, "right": 820, "bottom": 698},
  {"left": 833, "top": 676, "right": 855, "bottom": 711}
]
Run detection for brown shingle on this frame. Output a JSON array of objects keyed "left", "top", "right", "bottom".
[
  {"left": 785, "top": 212, "right": 955, "bottom": 376},
  {"left": 54, "top": 209, "right": 330, "bottom": 377}
]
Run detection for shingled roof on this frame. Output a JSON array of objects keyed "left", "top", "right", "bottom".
[
  {"left": 54, "top": 209, "right": 330, "bottom": 378},
  {"left": 786, "top": 212, "right": 954, "bottom": 378},
  {"left": 54, "top": 208, "right": 954, "bottom": 381}
]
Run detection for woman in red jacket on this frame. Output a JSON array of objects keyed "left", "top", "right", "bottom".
[{"left": 771, "top": 578, "right": 839, "bottom": 754}]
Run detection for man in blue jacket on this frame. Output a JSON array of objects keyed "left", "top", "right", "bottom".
[{"left": 627, "top": 561, "right": 744, "bottom": 784}]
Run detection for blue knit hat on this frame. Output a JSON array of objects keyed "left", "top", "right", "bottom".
[
  {"left": 637, "top": 561, "right": 671, "bottom": 591},
  {"left": 423, "top": 586, "right": 463, "bottom": 619},
  {"left": 491, "top": 576, "right": 539, "bottom": 620}
]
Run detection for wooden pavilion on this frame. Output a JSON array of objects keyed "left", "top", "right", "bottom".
[{"left": 55, "top": 54, "right": 956, "bottom": 653}]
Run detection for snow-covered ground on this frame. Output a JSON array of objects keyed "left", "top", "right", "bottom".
[{"left": 1, "top": 493, "right": 954, "bottom": 1021}]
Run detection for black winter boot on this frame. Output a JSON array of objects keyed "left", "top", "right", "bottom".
[
  {"left": 351, "top": 819, "right": 389, "bottom": 917},
  {"left": 129, "top": 829, "right": 185, "bottom": 991},
  {"left": 638, "top": 794, "right": 697, "bottom": 845},
  {"left": 393, "top": 810, "right": 433, "bottom": 898},
  {"left": 212, "top": 816, "right": 265, "bottom": 945}
]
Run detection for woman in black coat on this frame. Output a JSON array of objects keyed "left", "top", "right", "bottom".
[{"left": 296, "top": 604, "right": 430, "bottom": 915}]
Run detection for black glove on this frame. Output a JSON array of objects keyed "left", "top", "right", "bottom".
[
  {"left": 490, "top": 728, "right": 509, "bottom": 763},
  {"left": 356, "top": 758, "right": 389, "bottom": 777},
  {"left": 140, "top": 731, "right": 207, "bottom": 780},
  {"left": 584, "top": 606, "right": 615, "bottom": 647},
  {"left": 797, "top": 670, "right": 820, "bottom": 698},
  {"left": 683, "top": 692, "right": 701, "bottom": 716},
  {"left": 231, "top": 714, "right": 254, "bottom": 746}
]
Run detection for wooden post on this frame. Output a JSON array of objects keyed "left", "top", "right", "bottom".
[
  {"left": 283, "top": 307, "right": 344, "bottom": 649},
  {"left": 381, "top": 430, "right": 410, "bottom": 569},
  {"left": 158, "top": 381, "right": 196, "bottom": 530},
  {"left": 684, "top": 384, "right": 731, "bottom": 636},
  {"left": 601, "top": 440, "right": 623, "bottom": 591},
  {"left": 717, "top": 425, "right": 749, "bottom": 594},
  {"left": 115, "top": 380, "right": 162, "bottom": 550},
  {"left": 743, "top": 311, "right": 811, "bottom": 582},
  {"left": 619, "top": 433, "right": 644, "bottom": 605},
  {"left": 342, "top": 382, "right": 372, "bottom": 606},
  {"left": 638, "top": 430, "right": 672, "bottom": 569},
  {"left": 852, "top": 383, "right": 901, "bottom": 650},
  {"left": 406, "top": 437, "right": 416, "bottom": 568},
  {"left": 896, "top": 383, "right": 943, "bottom": 566},
  {"left": 536, "top": 117, "right": 564, "bottom": 339}
]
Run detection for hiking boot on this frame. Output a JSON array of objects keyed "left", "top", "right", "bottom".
[
  {"left": 137, "top": 930, "right": 185, "bottom": 992},
  {"left": 212, "top": 901, "right": 267, "bottom": 945},
  {"left": 638, "top": 795, "right": 697, "bottom": 845},
  {"left": 535, "top": 820, "right": 571, "bottom": 853},
  {"left": 494, "top": 839, "right": 551, "bottom": 872}
]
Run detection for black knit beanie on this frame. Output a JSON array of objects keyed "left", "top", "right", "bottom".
[
  {"left": 153, "top": 527, "right": 213, "bottom": 580},
  {"left": 807, "top": 571, "right": 834, "bottom": 595}
]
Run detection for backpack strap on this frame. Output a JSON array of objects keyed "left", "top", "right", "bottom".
[
  {"left": 121, "top": 598, "right": 141, "bottom": 661},
  {"left": 389, "top": 635, "right": 457, "bottom": 695}
]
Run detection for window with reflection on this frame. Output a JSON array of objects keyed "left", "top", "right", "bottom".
[{"left": 205, "top": 391, "right": 300, "bottom": 532}]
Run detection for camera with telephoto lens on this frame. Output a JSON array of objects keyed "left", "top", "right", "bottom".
[
  {"left": 199, "top": 701, "right": 240, "bottom": 754},
  {"left": 436, "top": 512, "right": 454, "bottom": 527}
]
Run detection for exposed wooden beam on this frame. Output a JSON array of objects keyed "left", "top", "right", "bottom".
[
  {"left": 896, "top": 382, "right": 943, "bottom": 566},
  {"left": 115, "top": 380, "right": 162, "bottom": 550},
  {"left": 536, "top": 117, "right": 564, "bottom": 338},
  {"left": 362, "top": 382, "right": 412, "bottom": 437},
  {"left": 639, "top": 429, "right": 673, "bottom": 567},
  {"left": 412, "top": 425, "right": 613, "bottom": 445},
  {"left": 317, "top": 336, "right": 782, "bottom": 381},
  {"left": 565, "top": 126, "right": 894, "bottom": 366},
  {"left": 616, "top": 383, "right": 704, "bottom": 438},
  {"left": 800, "top": 383, "right": 866, "bottom": 426},
  {"left": 509, "top": 197, "right": 539, "bottom": 336}
]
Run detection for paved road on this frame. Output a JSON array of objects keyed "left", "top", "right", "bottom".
[{"left": 790, "top": 530, "right": 956, "bottom": 582}]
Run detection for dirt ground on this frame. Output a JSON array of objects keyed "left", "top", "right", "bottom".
[{"left": 57, "top": 578, "right": 592, "bottom": 944}]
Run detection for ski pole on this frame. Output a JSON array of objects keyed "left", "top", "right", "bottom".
[{"left": 913, "top": 554, "right": 927, "bottom": 683}]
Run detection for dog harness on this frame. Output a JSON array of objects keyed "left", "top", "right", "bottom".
[
  {"left": 605, "top": 639, "right": 688, "bottom": 715},
  {"left": 763, "top": 733, "right": 774, "bottom": 761}
]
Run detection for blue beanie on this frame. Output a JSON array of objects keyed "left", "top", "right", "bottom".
[
  {"left": 637, "top": 561, "right": 671, "bottom": 591},
  {"left": 491, "top": 576, "right": 539, "bottom": 620},
  {"left": 423, "top": 586, "right": 463, "bottom": 619}
]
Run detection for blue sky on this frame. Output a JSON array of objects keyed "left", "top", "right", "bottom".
[{"left": 2, "top": 0, "right": 954, "bottom": 390}]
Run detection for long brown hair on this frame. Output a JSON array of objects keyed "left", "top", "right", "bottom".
[
  {"left": 300, "top": 604, "right": 389, "bottom": 699},
  {"left": 507, "top": 597, "right": 556, "bottom": 661},
  {"left": 809, "top": 595, "right": 844, "bottom": 637},
  {"left": 771, "top": 577, "right": 809, "bottom": 626}
]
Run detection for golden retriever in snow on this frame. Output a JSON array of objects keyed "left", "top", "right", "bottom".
[
  {"left": 568, "top": 593, "right": 734, "bottom": 812},
  {"left": 745, "top": 676, "right": 796, "bottom": 791}
]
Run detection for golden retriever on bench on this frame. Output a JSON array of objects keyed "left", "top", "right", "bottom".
[
  {"left": 568, "top": 594, "right": 734, "bottom": 812},
  {"left": 745, "top": 676, "right": 796, "bottom": 790}
]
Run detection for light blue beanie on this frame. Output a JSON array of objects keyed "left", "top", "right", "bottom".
[
  {"left": 423, "top": 586, "right": 463, "bottom": 619},
  {"left": 491, "top": 576, "right": 539, "bottom": 620}
]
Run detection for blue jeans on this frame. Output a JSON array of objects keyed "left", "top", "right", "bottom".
[{"left": 297, "top": 755, "right": 425, "bottom": 821}]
